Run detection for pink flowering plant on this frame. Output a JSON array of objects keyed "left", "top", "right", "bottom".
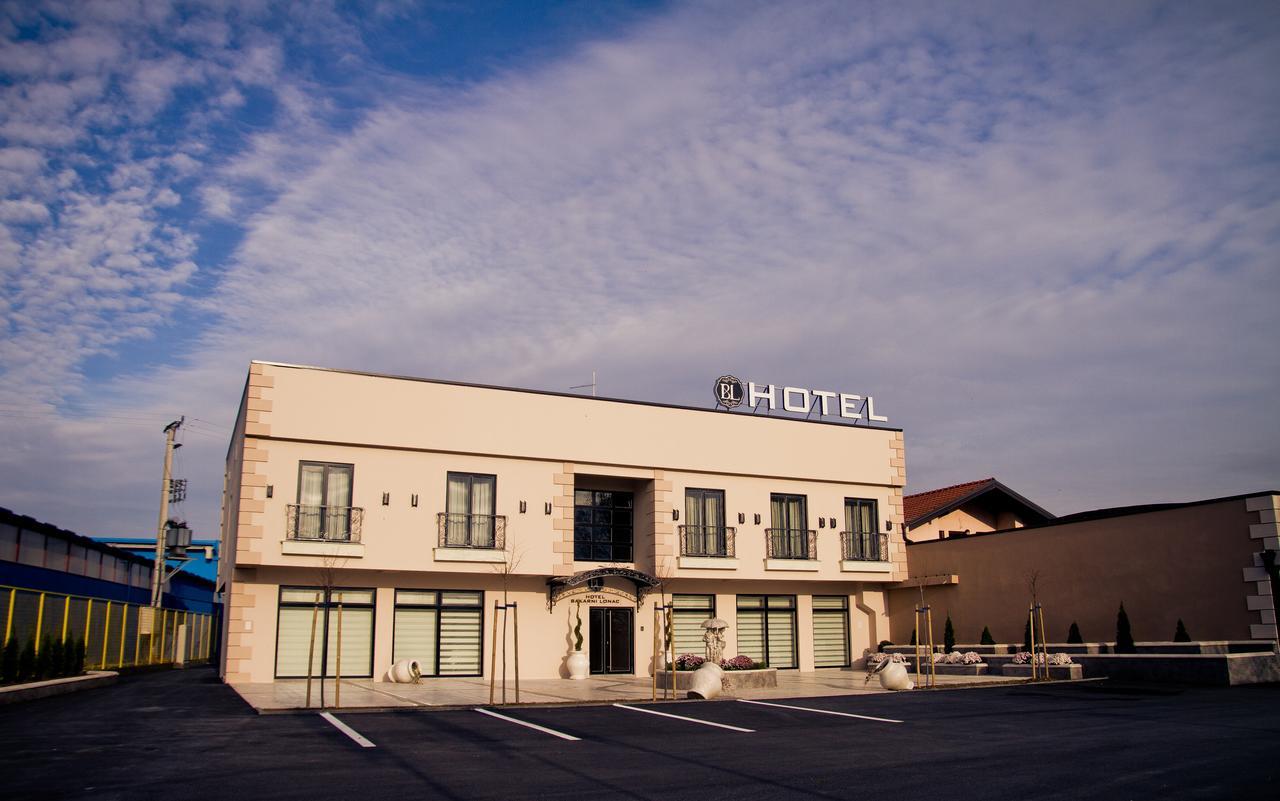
[
  {"left": 671, "top": 653, "right": 705, "bottom": 671},
  {"left": 962, "top": 651, "right": 983, "bottom": 665},
  {"left": 720, "top": 654, "right": 761, "bottom": 671},
  {"left": 866, "top": 652, "right": 909, "bottom": 666},
  {"left": 1012, "top": 651, "right": 1033, "bottom": 664}
]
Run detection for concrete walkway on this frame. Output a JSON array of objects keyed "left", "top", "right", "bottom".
[{"left": 232, "top": 669, "right": 1026, "bottom": 712}]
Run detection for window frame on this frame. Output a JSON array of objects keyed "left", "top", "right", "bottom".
[
  {"left": 844, "top": 497, "right": 882, "bottom": 561},
  {"left": 294, "top": 461, "right": 356, "bottom": 540},
  {"left": 274, "top": 584, "right": 376, "bottom": 679},
  {"left": 735, "top": 594, "right": 799, "bottom": 669},
  {"left": 683, "top": 488, "right": 728, "bottom": 557},
  {"left": 443, "top": 472, "right": 498, "bottom": 548},
  {"left": 811, "top": 595, "right": 851, "bottom": 668},
  {"left": 768, "top": 493, "right": 810, "bottom": 559},
  {"left": 671, "top": 593, "right": 717, "bottom": 657},
  {"left": 393, "top": 589, "right": 485, "bottom": 678},
  {"left": 573, "top": 488, "right": 635, "bottom": 563}
]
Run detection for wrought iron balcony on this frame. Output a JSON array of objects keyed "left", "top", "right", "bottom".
[
  {"left": 287, "top": 505, "right": 363, "bottom": 542},
  {"left": 841, "top": 530, "right": 888, "bottom": 562},
  {"left": 766, "top": 528, "right": 817, "bottom": 560},
  {"left": 437, "top": 513, "right": 506, "bottom": 550},
  {"left": 678, "top": 525, "right": 736, "bottom": 558}
]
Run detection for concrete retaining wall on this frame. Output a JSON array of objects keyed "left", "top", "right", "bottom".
[{"left": 0, "top": 671, "right": 118, "bottom": 705}]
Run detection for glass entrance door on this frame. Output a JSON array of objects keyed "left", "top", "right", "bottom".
[{"left": 589, "top": 607, "right": 634, "bottom": 674}]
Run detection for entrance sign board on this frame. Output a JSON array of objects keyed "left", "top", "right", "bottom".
[{"left": 715, "top": 376, "right": 887, "bottom": 423}]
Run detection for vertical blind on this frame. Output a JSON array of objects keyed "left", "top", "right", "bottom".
[
  {"left": 736, "top": 595, "right": 797, "bottom": 669},
  {"left": 812, "top": 596, "right": 850, "bottom": 668},
  {"left": 275, "top": 587, "right": 374, "bottom": 678},
  {"left": 671, "top": 594, "right": 715, "bottom": 657},
  {"left": 393, "top": 590, "right": 483, "bottom": 676}
]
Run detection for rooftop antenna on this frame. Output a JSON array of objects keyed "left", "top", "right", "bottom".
[{"left": 569, "top": 370, "right": 597, "bottom": 397}]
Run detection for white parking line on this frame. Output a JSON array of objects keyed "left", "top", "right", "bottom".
[
  {"left": 474, "top": 708, "right": 582, "bottom": 741},
  {"left": 613, "top": 703, "right": 754, "bottom": 732},
  {"left": 319, "top": 712, "right": 377, "bottom": 748},
  {"left": 737, "top": 699, "right": 903, "bottom": 724}
]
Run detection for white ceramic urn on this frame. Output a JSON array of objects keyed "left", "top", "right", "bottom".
[{"left": 566, "top": 650, "right": 589, "bottom": 680}]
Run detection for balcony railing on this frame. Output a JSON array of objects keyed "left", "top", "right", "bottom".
[
  {"left": 766, "top": 528, "right": 817, "bottom": 560},
  {"left": 287, "top": 505, "right": 363, "bottom": 542},
  {"left": 678, "top": 525, "right": 736, "bottom": 558},
  {"left": 437, "top": 513, "right": 506, "bottom": 550},
  {"left": 841, "top": 530, "right": 889, "bottom": 562}
]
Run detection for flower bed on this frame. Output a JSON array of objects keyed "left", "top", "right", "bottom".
[
  {"left": 1000, "top": 662, "right": 1083, "bottom": 680},
  {"left": 666, "top": 653, "right": 765, "bottom": 671},
  {"left": 654, "top": 667, "right": 778, "bottom": 691}
]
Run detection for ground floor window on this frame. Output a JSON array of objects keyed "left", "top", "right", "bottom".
[
  {"left": 736, "top": 595, "right": 797, "bottom": 669},
  {"left": 671, "top": 594, "right": 715, "bottom": 657},
  {"left": 812, "top": 596, "right": 850, "bottom": 668},
  {"left": 393, "top": 590, "right": 484, "bottom": 676},
  {"left": 275, "top": 587, "right": 375, "bottom": 678}
]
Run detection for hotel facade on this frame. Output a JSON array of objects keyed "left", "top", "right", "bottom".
[{"left": 218, "top": 362, "right": 907, "bottom": 684}]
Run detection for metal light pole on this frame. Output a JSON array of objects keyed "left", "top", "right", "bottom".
[{"left": 151, "top": 418, "right": 183, "bottom": 608}]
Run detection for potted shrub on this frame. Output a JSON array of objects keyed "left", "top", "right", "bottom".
[{"left": 566, "top": 605, "right": 588, "bottom": 680}]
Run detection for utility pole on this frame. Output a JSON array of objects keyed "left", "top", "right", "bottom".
[{"left": 151, "top": 417, "right": 184, "bottom": 608}]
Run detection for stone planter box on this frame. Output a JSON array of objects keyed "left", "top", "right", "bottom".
[
  {"left": 655, "top": 668, "right": 778, "bottom": 691},
  {"left": 930, "top": 663, "right": 988, "bottom": 676},
  {"left": 1000, "top": 663, "right": 1083, "bottom": 680}
]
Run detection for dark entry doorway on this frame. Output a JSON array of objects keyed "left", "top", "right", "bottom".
[{"left": 589, "top": 607, "right": 634, "bottom": 674}]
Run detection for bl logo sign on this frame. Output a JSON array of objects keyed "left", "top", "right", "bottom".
[{"left": 714, "top": 375, "right": 744, "bottom": 408}]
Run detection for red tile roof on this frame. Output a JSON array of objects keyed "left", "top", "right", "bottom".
[{"left": 903, "top": 478, "right": 997, "bottom": 526}]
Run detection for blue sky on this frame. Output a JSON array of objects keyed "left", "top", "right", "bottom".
[{"left": 1, "top": 0, "right": 1277, "bottom": 539}]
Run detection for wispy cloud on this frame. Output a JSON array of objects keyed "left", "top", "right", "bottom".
[{"left": 1, "top": 0, "right": 1277, "bottom": 537}]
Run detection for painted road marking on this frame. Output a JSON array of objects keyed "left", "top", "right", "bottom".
[
  {"left": 613, "top": 703, "right": 754, "bottom": 733},
  {"left": 319, "top": 712, "right": 377, "bottom": 748},
  {"left": 737, "top": 698, "right": 903, "bottom": 724},
  {"left": 474, "top": 708, "right": 582, "bottom": 741}
]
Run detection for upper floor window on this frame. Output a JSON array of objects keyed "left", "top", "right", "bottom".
[
  {"left": 574, "top": 489, "right": 633, "bottom": 562},
  {"left": 843, "top": 498, "right": 884, "bottom": 561},
  {"left": 293, "top": 462, "right": 355, "bottom": 541},
  {"left": 441, "top": 473, "right": 498, "bottom": 548},
  {"left": 768, "top": 493, "right": 812, "bottom": 559},
  {"left": 682, "top": 488, "right": 732, "bottom": 557}
]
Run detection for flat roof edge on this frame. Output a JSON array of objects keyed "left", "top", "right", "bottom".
[{"left": 247, "top": 360, "right": 903, "bottom": 433}]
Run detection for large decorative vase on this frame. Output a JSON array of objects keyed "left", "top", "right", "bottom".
[
  {"left": 566, "top": 650, "right": 589, "bottom": 680},
  {"left": 386, "top": 659, "right": 421, "bottom": 683},
  {"left": 687, "top": 662, "right": 724, "bottom": 700},
  {"left": 878, "top": 661, "right": 915, "bottom": 691}
]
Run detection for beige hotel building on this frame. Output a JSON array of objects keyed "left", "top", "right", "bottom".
[{"left": 218, "top": 362, "right": 907, "bottom": 685}]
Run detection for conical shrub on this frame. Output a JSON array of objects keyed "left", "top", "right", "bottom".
[
  {"left": 1174, "top": 619, "right": 1191, "bottom": 642},
  {"left": 1115, "top": 603, "right": 1136, "bottom": 653}
]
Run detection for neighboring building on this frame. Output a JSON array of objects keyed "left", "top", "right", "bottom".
[
  {"left": 95, "top": 537, "right": 220, "bottom": 584},
  {"left": 1, "top": 507, "right": 218, "bottom": 669},
  {"left": 219, "top": 362, "right": 907, "bottom": 684},
  {"left": 1, "top": 508, "right": 216, "bottom": 615},
  {"left": 888, "top": 491, "right": 1280, "bottom": 646},
  {"left": 904, "top": 477, "right": 1054, "bottom": 541}
]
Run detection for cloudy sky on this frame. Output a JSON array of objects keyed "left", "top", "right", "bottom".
[{"left": 1, "top": 0, "right": 1277, "bottom": 540}]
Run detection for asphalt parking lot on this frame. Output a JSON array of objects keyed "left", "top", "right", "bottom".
[{"left": 1, "top": 668, "right": 1277, "bottom": 800}]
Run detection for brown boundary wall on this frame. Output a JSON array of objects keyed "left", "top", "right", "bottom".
[{"left": 888, "top": 493, "right": 1278, "bottom": 647}]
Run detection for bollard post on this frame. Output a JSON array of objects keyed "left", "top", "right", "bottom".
[
  {"left": 489, "top": 601, "right": 499, "bottom": 705},
  {"left": 504, "top": 601, "right": 514, "bottom": 701}
]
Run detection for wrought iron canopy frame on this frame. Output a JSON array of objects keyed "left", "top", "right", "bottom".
[{"left": 546, "top": 567, "right": 662, "bottom": 610}]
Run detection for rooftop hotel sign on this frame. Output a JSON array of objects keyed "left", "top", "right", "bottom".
[{"left": 714, "top": 375, "right": 887, "bottom": 423}]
